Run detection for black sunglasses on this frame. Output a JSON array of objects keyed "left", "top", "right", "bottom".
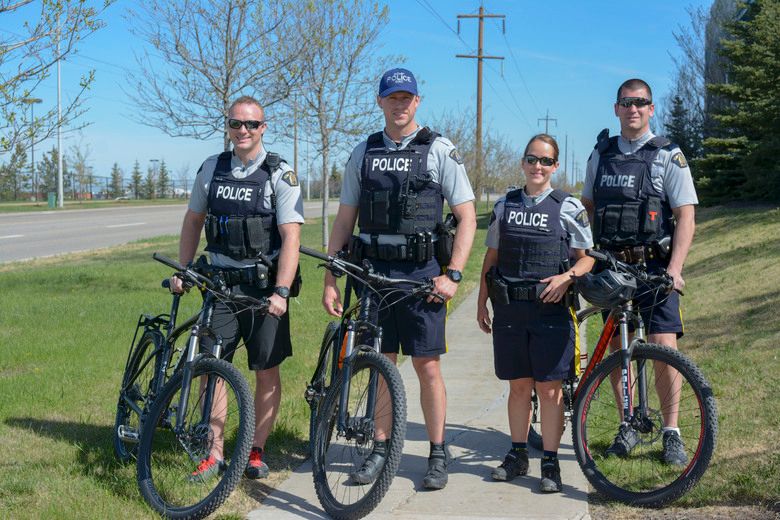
[
  {"left": 524, "top": 155, "right": 556, "bottom": 167},
  {"left": 617, "top": 97, "right": 652, "bottom": 108},
  {"left": 227, "top": 118, "right": 265, "bottom": 130}
]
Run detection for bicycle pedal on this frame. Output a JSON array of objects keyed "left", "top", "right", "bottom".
[{"left": 117, "top": 425, "right": 140, "bottom": 443}]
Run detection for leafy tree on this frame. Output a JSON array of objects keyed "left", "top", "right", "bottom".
[
  {"left": 69, "top": 141, "right": 92, "bottom": 199},
  {"left": 110, "top": 162, "right": 123, "bottom": 198},
  {"left": 124, "top": 0, "right": 301, "bottom": 150},
  {"left": 0, "top": 142, "right": 28, "bottom": 200},
  {"left": 700, "top": 0, "right": 780, "bottom": 202},
  {"left": 130, "top": 160, "right": 142, "bottom": 199},
  {"left": 37, "top": 146, "right": 68, "bottom": 196},
  {"left": 0, "top": 0, "right": 115, "bottom": 153},
  {"left": 156, "top": 159, "right": 170, "bottom": 198}
]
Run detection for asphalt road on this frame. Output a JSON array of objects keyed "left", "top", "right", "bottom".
[{"left": 0, "top": 200, "right": 336, "bottom": 264}]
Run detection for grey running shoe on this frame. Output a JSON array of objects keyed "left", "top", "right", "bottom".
[
  {"left": 662, "top": 430, "right": 688, "bottom": 466},
  {"left": 423, "top": 456, "right": 448, "bottom": 490},
  {"left": 605, "top": 424, "right": 640, "bottom": 457},
  {"left": 350, "top": 451, "right": 386, "bottom": 485},
  {"left": 491, "top": 449, "right": 529, "bottom": 481},
  {"left": 539, "top": 457, "right": 562, "bottom": 493}
]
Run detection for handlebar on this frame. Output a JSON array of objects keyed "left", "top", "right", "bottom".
[
  {"left": 299, "top": 245, "right": 434, "bottom": 291},
  {"left": 587, "top": 249, "right": 675, "bottom": 294}
]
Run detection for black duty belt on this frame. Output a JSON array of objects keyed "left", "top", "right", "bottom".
[
  {"left": 607, "top": 245, "right": 664, "bottom": 264},
  {"left": 353, "top": 233, "right": 435, "bottom": 263},
  {"left": 507, "top": 283, "right": 547, "bottom": 301},
  {"left": 217, "top": 263, "right": 270, "bottom": 288}
]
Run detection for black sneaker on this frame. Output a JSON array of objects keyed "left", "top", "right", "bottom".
[
  {"left": 350, "top": 451, "right": 386, "bottom": 485},
  {"left": 662, "top": 431, "right": 688, "bottom": 466},
  {"left": 539, "top": 457, "right": 562, "bottom": 493},
  {"left": 423, "top": 456, "right": 448, "bottom": 490},
  {"left": 491, "top": 449, "right": 529, "bottom": 481},
  {"left": 605, "top": 424, "right": 640, "bottom": 457}
]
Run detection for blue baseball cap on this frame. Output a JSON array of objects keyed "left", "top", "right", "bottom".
[{"left": 378, "top": 68, "right": 418, "bottom": 97}]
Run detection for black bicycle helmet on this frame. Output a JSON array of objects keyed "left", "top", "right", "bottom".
[{"left": 576, "top": 270, "right": 637, "bottom": 308}]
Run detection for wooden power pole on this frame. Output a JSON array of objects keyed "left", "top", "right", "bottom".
[
  {"left": 456, "top": 5, "right": 504, "bottom": 202},
  {"left": 538, "top": 109, "right": 557, "bottom": 135}
]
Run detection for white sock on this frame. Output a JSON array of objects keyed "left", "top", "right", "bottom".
[{"left": 662, "top": 427, "right": 680, "bottom": 435}]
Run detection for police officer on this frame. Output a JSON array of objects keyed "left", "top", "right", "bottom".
[
  {"left": 581, "top": 78, "right": 698, "bottom": 466},
  {"left": 322, "top": 68, "right": 477, "bottom": 490},
  {"left": 172, "top": 95, "right": 304, "bottom": 480},
  {"left": 477, "top": 134, "right": 594, "bottom": 493}
]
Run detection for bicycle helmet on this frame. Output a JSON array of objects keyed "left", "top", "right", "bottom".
[{"left": 576, "top": 270, "right": 637, "bottom": 308}]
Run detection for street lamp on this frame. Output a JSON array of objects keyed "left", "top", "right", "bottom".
[{"left": 22, "top": 98, "right": 43, "bottom": 201}]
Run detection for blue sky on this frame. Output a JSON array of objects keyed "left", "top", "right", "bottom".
[{"left": 3, "top": 0, "right": 710, "bottom": 188}]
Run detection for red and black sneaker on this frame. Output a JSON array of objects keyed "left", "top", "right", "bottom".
[
  {"left": 188, "top": 455, "right": 225, "bottom": 482},
  {"left": 245, "top": 446, "right": 269, "bottom": 479}
]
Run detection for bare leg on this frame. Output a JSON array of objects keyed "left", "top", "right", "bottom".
[
  {"left": 412, "top": 355, "right": 446, "bottom": 444},
  {"left": 252, "top": 365, "right": 282, "bottom": 448},
  {"left": 648, "top": 332, "right": 680, "bottom": 428},
  {"left": 536, "top": 380, "right": 564, "bottom": 452},
  {"left": 507, "top": 378, "right": 533, "bottom": 443}
]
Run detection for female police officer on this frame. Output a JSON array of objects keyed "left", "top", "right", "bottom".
[{"left": 476, "top": 134, "right": 594, "bottom": 493}]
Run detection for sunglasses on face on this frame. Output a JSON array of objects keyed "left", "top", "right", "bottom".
[
  {"left": 617, "top": 97, "right": 652, "bottom": 108},
  {"left": 227, "top": 118, "right": 265, "bottom": 130},
  {"left": 524, "top": 155, "right": 556, "bottom": 167}
]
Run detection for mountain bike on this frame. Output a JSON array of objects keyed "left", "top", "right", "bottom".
[
  {"left": 525, "top": 250, "right": 717, "bottom": 506},
  {"left": 300, "top": 245, "right": 435, "bottom": 520},
  {"left": 115, "top": 252, "right": 268, "bottom": 519}
]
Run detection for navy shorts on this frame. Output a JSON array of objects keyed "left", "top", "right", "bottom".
[
  {"left": 491, "top": 300, "right": 575, "bottom": 382},
  {"left": 355, "top": 258, "right": 446, "bottom": 358},
  {"left": 202, "top": 284, "right": 292, "bottom": 370}
]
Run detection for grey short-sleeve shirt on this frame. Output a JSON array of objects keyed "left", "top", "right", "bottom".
[
  {"left": 486, "top": 188, "right": 593, "bottom": 252},
  {"left": 189, "top": 147, "right": 304, "bottom": 267},
  {"left": 582, "top": 131, "right": 698, "bottom": 208}
]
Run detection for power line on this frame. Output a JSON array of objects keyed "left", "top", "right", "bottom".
[{"left": 500, "top": 28, "right": 541, "bottom": 115}]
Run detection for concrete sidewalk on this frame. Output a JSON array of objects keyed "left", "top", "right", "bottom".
[{"left": 248, "top": 289, "right": 589, "bottom": 520}]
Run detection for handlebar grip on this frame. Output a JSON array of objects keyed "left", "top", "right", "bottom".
[
  {"left": 299, "top": 245, "right": 330, "bottom": 262},
  {"left": 161, "top": 279, "right": 171, "bottom": 289},
  {"left": 587, "top": 250, "right": 609, "bottom": 262},
  {"left": 153, "top": 252, "right": 185, "bottom": 271}
]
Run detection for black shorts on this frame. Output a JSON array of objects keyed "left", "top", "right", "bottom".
[
  {"left": 491, "top": 300, "right": 575, "bottom": 382},
  {"left": 355, "top": 258, "right": 446, "bottom": 358},
  {"left": 202, "top": 284, "right": 292, "bottom": 370}
]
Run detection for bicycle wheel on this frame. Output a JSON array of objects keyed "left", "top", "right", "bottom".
[
  {"left": 114, "top": 330, "right": 164, "bottom": 463},
  {"left": 309, "top": 321, "right": 341, "bottom": 455},
  {"left": 137, "top": 358, "right": 254, "bottom": 519},
  {"left": 572, "top": 343, "right": 718, "bottom": 506},
  {"left": 312, "top": 349, "right": 406, "bottom": 520}
]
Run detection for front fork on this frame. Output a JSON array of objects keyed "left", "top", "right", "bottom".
[{"left": 619, "top": 304, "right": 651, "bottom": 432}]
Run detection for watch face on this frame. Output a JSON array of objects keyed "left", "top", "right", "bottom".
[
  {"left": 274, "top": 286, "right": 290, "bottom": 298},
  {"left": 448, "top": 270, "right": 462, "bottom": 282}
]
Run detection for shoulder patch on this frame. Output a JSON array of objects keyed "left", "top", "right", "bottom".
[
  {"left": 671, "top": 151, "right": 688, "bottom": 169},
  {"left": 575, "top": 209, "right": 590, "bottom": 228},
  {"left": 448, "top": 148, "right": 464, "bottom": 165},
  {"left": 281, "top": 170, "right": 299, "bottom": 187}
]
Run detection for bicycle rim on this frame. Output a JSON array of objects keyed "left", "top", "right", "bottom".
[
  {"left": 114, "top": 331, "right": 162, "bottom": 463},
  {"left": 137, "top": 358, "right": 254, "bottom": 519},
  {"left": 572, "top": 344, "right": 718, "bottom": 506},
  {"left": 312, "top": 349, "right": 407, "bottom": 520}
]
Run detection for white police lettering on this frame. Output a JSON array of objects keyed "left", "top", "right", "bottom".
[
  {"left": 371, "top": 156, "right": 413, "bottom": 172},
  {"left": 215, "top": 185, "right": 253, "bottom": 201},
  {"left": 387, "top": 71, "right": 411, "bottom": 84},
  {"left": 600, "top": 174, "right": 636, "bottom": 188},
  {"left": 506, "top": 210, "right": 549, "bottom": 228}
]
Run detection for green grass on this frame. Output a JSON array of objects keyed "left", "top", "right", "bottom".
[{"left": 0, "top": 214, "right": 486, "bottom": 519}]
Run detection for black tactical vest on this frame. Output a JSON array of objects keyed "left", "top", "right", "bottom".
[
  {"left": 204, "top": 151, "right": 281, "bottom": 260},
  {"left": 357, "top": 127, "right": 444, "bottom": 235},
  {"left": 592, "top": 131, "right": 675, "bottom": 248},
  {"left": 497, "top": 188, "right": 570, "bottom": 281}
]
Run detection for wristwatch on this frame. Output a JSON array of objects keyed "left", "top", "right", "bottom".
[
  {"left": 273, "top": 286, "right": 290, "bottom": 299},
  {"left": 445, "top": 269, "right": 463, "bottom": 283}
]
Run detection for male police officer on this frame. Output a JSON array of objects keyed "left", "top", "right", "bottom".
[
  {"left": 172, "top": 95, "right": 304, "bottom": 480},
  {"left": 322, "top": 68, "right": 477, "bottom": 490},
  {"left": 581, "top": 79, "right": 698, "bottom": 466}
]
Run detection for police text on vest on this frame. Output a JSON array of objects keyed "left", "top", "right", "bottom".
[
  {"left": 215, "top": 185, "right": 253, "bottom": 201},
  {"left": 507, "top": 210, "right": 549, "bottom": 228},
  {"left": 600, "top": 175, "right": 635, "bottom": 188},
  {"left": 371, "top": 157, "right": 413, "bottom": 172}
]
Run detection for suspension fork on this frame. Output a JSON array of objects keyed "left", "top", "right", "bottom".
[{"left": 618, "top": 305, "right": 634, "bottom": 422}]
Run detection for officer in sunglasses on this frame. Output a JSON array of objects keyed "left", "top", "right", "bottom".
[
  {"left": 322, "top": 68, "right": 477, "bottom": 490},
  {"left": 171, "top": 95, "right": 304, "bottom": 481},
  {"left": 581, "top": 78, "right": 698, "bottom": 466}
]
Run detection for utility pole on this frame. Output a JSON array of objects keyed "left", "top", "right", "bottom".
[
  {"left": 56, "top": 13, "right": 63, "bottom": 208},
  {"left": 456, "top": 5, "right": 504, "bottom": 203},
  {"left": 564, "top": 134, "right": 568, "bottom": 182},
  {"left": 538, "top": 109, "right": 557, "bottom": 134}
]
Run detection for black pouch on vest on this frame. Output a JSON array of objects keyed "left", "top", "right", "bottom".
[
  {"left": 347, "top": 235, "right": 364, "bottom": 263},
  {"left": 253, "top": 262, "right": 269, "bottom": 289},
  {"left": 619, "top": 202, "right": 641, "bottom": 235},
  {"left": 205, "top": 216, "right": 220, "bottom": 247},
  {"left": 486, "top": 267, "right": 510, "bottom": 306},
  {"left": 361, "top": 190, "right": 391, "bottom": 228},
  {"left": 641, "top": 197, "right": 662, "bottom": 235},
  {"left": 227, "top": 218, "right": 246, "bottom": 258},
  {"left": 244, "top": 217, "right": 268, "bottom": 258},
  {"left": 289, "top": 265, "right": 302, "bottom": 297},
  {"left": 435, "top": 213, "right": 457, "bottom": 266}
]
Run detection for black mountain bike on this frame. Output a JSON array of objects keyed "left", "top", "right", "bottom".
[
  {"left": 300, "top": 245, "right": 435, "bottom": 520},
  {"left": 115, "top": 253, "right": 268, "bottom": 519},
  {"left": 526, "top": 250, "right": 717, "bottom": 506}
]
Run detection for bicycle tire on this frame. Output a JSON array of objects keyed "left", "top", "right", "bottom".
[
  {"left": 309, "top": 321, "right": 340, "bottom": 455},
  {"left": 312, "top": 349, "right": 406, "bottom": 520},
  {"left": 114, "top": 330, "right": 164, "bottom": 463},
  {"left": 572, "top": 343, "right": 718, "bottom": 506},
  {"left": 136, "top": 358, "right": 254, "bottom": 519}
]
